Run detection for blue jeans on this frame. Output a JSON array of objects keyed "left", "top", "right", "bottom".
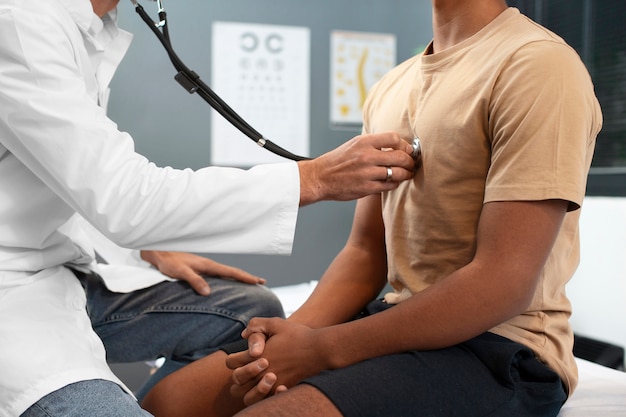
[
  {"left": 21, "top": 271, "right": 284, "bottom": 417},
  {"left": 21, "top": 380, "right": 153, "bottom": 417}
]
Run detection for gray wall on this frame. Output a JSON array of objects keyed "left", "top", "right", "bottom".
[{"left": 108, "top": 0, "right": 433, "bottom": 288}]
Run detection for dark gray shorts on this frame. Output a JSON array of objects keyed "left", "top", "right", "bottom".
[
  {"left": 303, "top": 300, "right": 567, "bottom": 417},
  {"left": 221, "top": 300, "right": 567, "bottom": 417}
]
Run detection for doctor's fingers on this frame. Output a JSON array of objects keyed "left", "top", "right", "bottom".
[
  {"left": 170, "top": 267, "right": 212, "bottom": 296},
  {"left": 375, "top": 148, "right": 416, "bottom": 173},
  {"left": 319, "top": 162, "right": 413, "bottom": 200},
  {"left": 336, "top": 139, "right": 415, "bottom": 173},
  {"left": 195, "top": 258, "right": 267, "bottom": 286},
  {"left": 349, "top": 132, "right": 415, "bottom": 169},
  {"left": 349, "top": 132, "right": 413, "bottom": 154}
]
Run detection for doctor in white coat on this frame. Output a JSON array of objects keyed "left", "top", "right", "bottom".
[{"left": 0, "top": 0, "right": 416, "bottom": 416}]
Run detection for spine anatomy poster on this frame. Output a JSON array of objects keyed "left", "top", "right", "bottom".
[{"left": 330, "top": 31, "right": 396, "bottom": 127}]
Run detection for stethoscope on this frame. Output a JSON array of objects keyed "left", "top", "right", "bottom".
[
  {"left": 129, "top": 0, "right": 422, "bottom": 163},
  {"left": 130, "top": 0, "right": 310, "bottom": 161}
]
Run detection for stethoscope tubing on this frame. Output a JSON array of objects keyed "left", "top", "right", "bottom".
[{"left": 133, "top": 2, "right": 311, "bottom": 161}]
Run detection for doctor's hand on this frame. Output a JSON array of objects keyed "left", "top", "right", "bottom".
[
  {"left": 226, "top": 318, "right": 325, "bottom": 406},
  {"left": 297, "top": 132, "right": 415, "bottom": 206},
  {"left": 140, "top": 250, "right": 266, "bottom": 296}
]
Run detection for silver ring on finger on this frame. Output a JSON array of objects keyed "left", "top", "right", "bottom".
[{"left": 385, "top": 166, "right": 393, "bottom": 182}]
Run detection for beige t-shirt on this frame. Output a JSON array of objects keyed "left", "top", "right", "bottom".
[{"left": 364, "top": 8, "right": 602, "bottom": 395}]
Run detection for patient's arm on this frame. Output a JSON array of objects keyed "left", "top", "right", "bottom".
[
  {"left": 140, "top": 195, "right": 388, "bottom": 416},
  {"left": 140, "top": 250, "right": 266, "bottom": 295},
  {"left": 290, "top": 195, "right": 389, "bottom": 327},
  {"left": 233, "top": 192, "right": 388, "bottom": 364},
  {"left": 227, "top": 199, "right": 569, "bottom": 406},
  {"left": 226, "top": 194, "right": 389, "bottom": 404}
]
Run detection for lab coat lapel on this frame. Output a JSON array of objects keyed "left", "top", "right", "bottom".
[{"left": 55, "top": 0, "right": 133, "bottom": 108}]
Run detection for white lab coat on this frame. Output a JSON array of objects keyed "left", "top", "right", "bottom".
[{"left": 0, "top": 0, "right": 300, "bottom": 415}]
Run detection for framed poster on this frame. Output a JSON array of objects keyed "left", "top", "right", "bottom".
[
  {"left": 330, "top": 30, "right": 396, "bottom": 127},
  {"left": 211, "top": 22, "right": 310, "bottom": 166}
]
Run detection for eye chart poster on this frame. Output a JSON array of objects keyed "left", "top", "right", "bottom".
[
  {"left": 330, "top": 31, "right": 396, "bottom": 127},
  {"left": 211, "top": 22, "right": 310, "bottom": 166}
]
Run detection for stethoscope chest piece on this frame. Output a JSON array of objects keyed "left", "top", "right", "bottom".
[{"left": 411, "top": 137, "right": 421, "bottom": 162}]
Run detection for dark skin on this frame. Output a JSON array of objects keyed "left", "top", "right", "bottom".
[
  {"left": 142, "top": 1, "right": 570, "bottom": 416},
  {"left": 86, "top": 2, "right": 416, "bottom": 415},
  {"left": 140, "top": 199, "right": 567, "bottom": 417},
  {"left": 226, "top": 200, "right": 567, "bottom": 409}
]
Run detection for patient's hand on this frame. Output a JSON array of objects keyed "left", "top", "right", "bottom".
[
  {"left": 226, "top": 330, "right": 280, "bottom": 404},
  {"left": 140, "top": 250, "right": 266, "bottom": 295},
  {"left": 227, "top": 354, "right": 287, "bottom": 405},
  {"left": 226, "top": 318, "right": 324, "bottom": 406}
]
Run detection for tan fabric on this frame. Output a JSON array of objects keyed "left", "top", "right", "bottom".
[{"left": 363, "top": 8, "right": 602, "bottom": 395}]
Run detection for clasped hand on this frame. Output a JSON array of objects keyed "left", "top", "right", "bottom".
[{"left": 225, "top": 317, "right": 326, "bottom": 406}]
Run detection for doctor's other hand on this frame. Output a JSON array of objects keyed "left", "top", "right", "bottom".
[
  {"left": 140, "top": 250, "right": 266, "bottom": 296},
  {"left": 297, "top": 132, "right": 415, "bottom": 206}
]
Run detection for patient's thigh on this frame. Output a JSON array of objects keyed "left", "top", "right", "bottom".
[
  {"left": 235, "top": 385, "right": 342, "bottom": 417},
  {"left": 302, "top": 332, "right": 566, "bottom": 417}
]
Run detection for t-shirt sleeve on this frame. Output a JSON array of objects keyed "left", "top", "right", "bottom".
[{"left": 485, "top": 40, "right": 602, "bottom": 211}]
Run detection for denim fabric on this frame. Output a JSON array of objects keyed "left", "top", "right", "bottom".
[
  {"left": 82, "top": 272, "right": 285, "bottom": 399},
  {"left": 21, "top": 271, "right": 284, "bottom": 416},
  {"left": 21, "top": 380, "right": 153, "bottom": 417}
]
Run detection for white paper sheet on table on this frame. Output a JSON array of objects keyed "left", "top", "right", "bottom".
[
  {"left": 558, "top": 358, "right": 626, "bottom": 416},
  {"left": 271, "top": 280, "right": 318, "bottom": 317}
]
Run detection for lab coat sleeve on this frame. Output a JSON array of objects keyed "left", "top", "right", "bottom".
[{"left": 0, "top": 5, "right": 300, "bottom": 255}]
